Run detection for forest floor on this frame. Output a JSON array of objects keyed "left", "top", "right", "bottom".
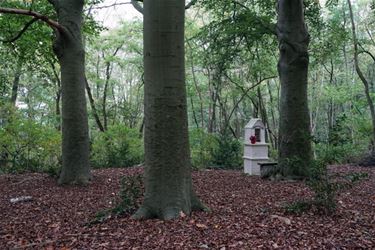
[{"left": 0, "top": 165, "right": 374, "bottom": 249}]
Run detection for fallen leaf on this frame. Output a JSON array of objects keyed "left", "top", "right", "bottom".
[
  {"left": 271, "top": 215, "right": 291, "bottom": 225},
  {"left": 196, "top": 223, "right": 208, "bottom": 229},
  {"left": 179, "top": 211, "right": 186, "bottom": 218}
]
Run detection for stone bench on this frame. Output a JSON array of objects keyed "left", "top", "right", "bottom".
[{"left": 259, "top": 162, "right": 278, "bottom": 178}]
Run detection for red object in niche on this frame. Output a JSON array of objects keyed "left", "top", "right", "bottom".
[{"left": 250, "top": 135, "right": 257, "bottom": 144}]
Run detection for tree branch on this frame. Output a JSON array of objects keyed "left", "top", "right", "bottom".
[
  {"left": 0, "top": 17, "right": 38, "bottom": 43},
  {"left": 185, "top": 0, "right": 198, "bottom": 9},
  {"left": 225, "top": 73, "right": 277, "bottom": 123},
  {"left": 358, "top": 44, "right": 375, "bottom": 64},
  {"left": 0, "top": 7, "right": 65, "bottom": 34},
  {"left": 131, "top": 0, "right": 143, "bottom": 14},
  {"left": 88, "top": 1, "right": 132, "bottom": 10}
]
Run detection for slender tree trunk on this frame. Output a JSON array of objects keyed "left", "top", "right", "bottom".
[
  {"left": 102, "top": 47, "right": 121, "bottom": 130},
  {"left": 187, "top": 41, "right": 204, "bottom": 128},
  {"left": 133, "top": 0, "right": 205, "bottom": 220},
  {"left": 85, "top": 78, "right": 105, "bottom": 132},
  {"left": 10, "top": 58, "right": 23, "bottom": 107},
  {"left": 50, "top": 60, "right": 61, "bottom": 131},
  {"left": 102, "top": 61, "right": 110, "bottom": 131},
  {"left": 277, "top": 0, "right": 312, "bottom": 177},
  {"left": 190, "top": 96, "right": 200, "bottom": 129},
  {"left": 267, "top": 80, "right": 278, "bottom": 149},
  {"left": 0, "top": 55, "right": 21, "bottom": 166},
  {"left": 347, "top": 0, "right": 375, "bottom": 150},
  {"left": 52, "top": 0, "right": 91, "bottom": 185}
]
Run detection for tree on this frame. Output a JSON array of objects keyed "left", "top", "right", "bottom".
[
  {"left": 277, "top": 0, "right": 312, "bottom": 177},
  {"left": 50, "top": 0, "right": 90, "bottom": 185},
  {"left": 85, "top": 20, "right": 144, "bottom": 131},
  {"left": 347, "top": 0, "right": 375, "bottom": 150},
  {"left": 0, "top": 0, "right": 91, "bottom": 185},
  {"left": 132, "top": 0, "right": 205, "bottom": 220}
]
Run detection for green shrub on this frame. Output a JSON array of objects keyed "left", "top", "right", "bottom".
[
  {"left": 307, "top": 160, "right": 339, "bottom": 214},
  {"left": 211, "top": 131, "right": 242, "bottom": 169},
  {"left": 285, "top": 160, "right": 369, "bottom": 215},
  {"left": 328, "top": 114, "right": 351, "bottom": 146},
  {"left": 89, "top": 174, "right": 143, "bottom": 224},
  {"left": 90, "top": 125, "right": 144, "bottom": 168},
  {"left": 189, "top": 128, "right": 218, "bottom": 169},
  {"left": 315, "top": 143, "right": 366, "bottom": 164},
  {"left": 0, "top": 108, "right": 61, "bottom": 174},
  {"left": 283, "top": 160, "right": 338, "bottom": 215},
  {"left": 189, "top": 129, "right": 242, "bottom": 169},
  {"left": 285, "top": 200, "right": 312, "bottom": 215}
]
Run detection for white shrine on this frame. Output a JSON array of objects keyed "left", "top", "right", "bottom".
[{"left": 243, "top": 118, "right": 270, "bottom": 175}]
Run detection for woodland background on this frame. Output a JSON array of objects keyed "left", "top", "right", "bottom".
[{"left": 0, "top": 0, "right": 374, "bottom": 174}]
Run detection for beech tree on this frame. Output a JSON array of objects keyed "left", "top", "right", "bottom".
[
  {"left": 132, "top": 0, "right": 205, "bottom": 220},
  {"left": 277, "top": 0, "right": 312, "bottom": 177},
  {"left": 0, "top": 0, "right": 91, "bottom": 185}
]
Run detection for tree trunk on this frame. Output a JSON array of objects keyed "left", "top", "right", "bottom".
[
  {"left": 53, "top": 0, "right": 91, "bottom": 185},
  {"left": 187, "top": 40, "right": 204, "bottom": 128},
  {"left": 347, "top": 0, "right": 375, "bottom": 150},
  {"left": 277, "top": 0, "right": 312, "bottom": 178},
  {"left": 50, "top": 60, "right": 61, "bottom": 131},
  {"left": 85, "top": 78, "right": 105, "bottom": 132},
  {"left": 10, "top": 58, "right": 23, "bottom": 107},
  {"left": 132, "top": 0, "right": 205, "bottom": 220}
]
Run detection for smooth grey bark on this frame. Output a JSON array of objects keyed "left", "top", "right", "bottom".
[
  {"left": 0, "top": 5, "right": 90, "bottom": 182},
  {"left": 277, "top": 0, "right": 312, "bottom": 177},
  {"left": 52, "top": 0, "right": 91, "bottom": 185},
  {"left": 132, "top": 0, "right": 205, "bottom": 220}
]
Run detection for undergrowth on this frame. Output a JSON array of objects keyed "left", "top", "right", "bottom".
[
  {"left": 285, "top": 161, "right": 369, "bottom": 215},
  {"left": 88, "top": 174, "right": 143, "bottom": 225}
]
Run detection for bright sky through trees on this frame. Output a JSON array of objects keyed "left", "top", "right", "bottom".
[{"left": 94, "top": 0, "right": 142, "bottom": 28}]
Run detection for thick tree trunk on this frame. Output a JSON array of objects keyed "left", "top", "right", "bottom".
[
  {"left": 132, "top": 0, "right": 205, "bottom": 220},
  {"left": 277, "top": 0, "right": 312, "bottom": 177},
  {"left": 53, "top": 0, "right": 91, "bottom": 185}
]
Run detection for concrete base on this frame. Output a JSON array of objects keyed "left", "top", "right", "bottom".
[{"left": 244, "top": 157, "right": 269, "bottom": 175}]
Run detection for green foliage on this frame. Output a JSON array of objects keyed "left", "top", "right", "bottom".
[
  {"left": 113, "top": 174, "right": 143, "bottom": 214},
  {"left": 0, "top": 106, "right": 61, "bottom": 174},
  {"left": 283, "top": 160, "right": 337, "bottom": 215},
  {"left": 328, "top": 115, "right": 351, "bottom": 146},
  {"left": 189, "top": 129, "right": 242, "bottom": 169},
  {"left": 315, "top": 115, "right": 368, "bottom": 164},
  {"left": 306, "top": 160, "right": 338, "bottom": 214},
  {"left": 211, "top": 132, "right": 242, "bottom": 169},
  {"left": 284, "top": 200, "right": 312, "bottom": 215},
  {"left": 315, "top": 143, "right": 366, "bottom": 164},
  {"left": 286, "top": 160, "right": 369, "bottom": 215},
  {"left": 90, "top": 125, "right": 143, "bottom": 168},
  {"left": 278, "top": 156, "right": 310, "bottom": 179},
  {"left": 344, "top": 172, "right": 369, "bottom": 183},
  {"left": 90, "top": 174, "right": 143, "bottom": 225},
  {"left": 189, "top": 128, "right": 218, "bottom": 169}
]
